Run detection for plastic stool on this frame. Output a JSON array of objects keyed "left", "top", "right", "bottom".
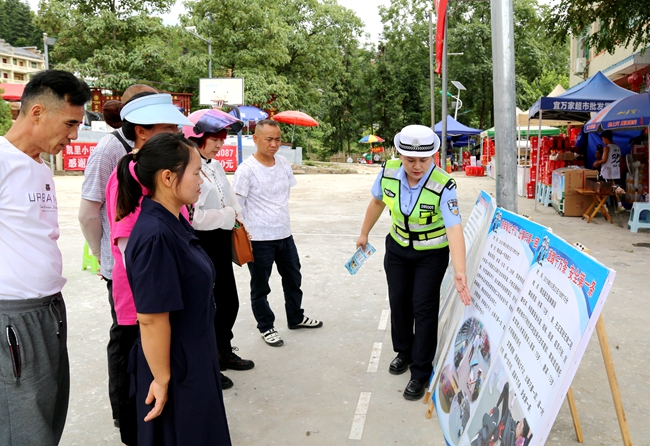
[
  {"left": 82, "top": 241, "right": 100, "bottom": 273},
  {"left": 627, "top": 202, "right": 650, "bottom": 233}
]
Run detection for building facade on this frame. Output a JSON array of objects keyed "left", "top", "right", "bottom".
[
  {"left": 569, "top": 24, "right": 650, "bottom": 92},
  {"left": 0, "top": 39, "right": 46, "bottom": 84}
]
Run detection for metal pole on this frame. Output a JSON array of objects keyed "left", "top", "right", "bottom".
[
  {"left": 490, "top": 0, "right": 517, "bottom": 212},
  {"left": 534, "top": 110, "right": 543, "bottom": 210},
  {"left": 441, "top": 19, "right": 448, "bottom": 169},
  {"left": 229, "top": 104, "right": 243, "bottom": 165},
  {"left": 43, "top": 33, "right": 55, "bottom": 175},
  {"left": 429, "top": 10, "right": 435, "bottom": 130},
  {"left": 208, "top": 39, "right": 212, "bottom": 78}
]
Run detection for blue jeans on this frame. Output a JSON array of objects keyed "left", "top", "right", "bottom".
[{"left": 248, "top": 236, "right": 305, "bottom": 332}]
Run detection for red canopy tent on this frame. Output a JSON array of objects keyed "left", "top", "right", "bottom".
[{"left": 0, "top": 83, "right": 24, "bottom": 101}]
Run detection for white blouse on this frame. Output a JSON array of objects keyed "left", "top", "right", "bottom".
[{"left": 193, "top": 158, "right": 243, "bottom": 231}]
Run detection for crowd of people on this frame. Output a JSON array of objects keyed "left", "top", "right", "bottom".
[{"left": 0, "top": 70, "right": 471, "bottom": 445}]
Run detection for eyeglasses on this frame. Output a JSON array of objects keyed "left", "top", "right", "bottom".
[{"left": 5, "top": 325, "right": 21, "bottom": 380}]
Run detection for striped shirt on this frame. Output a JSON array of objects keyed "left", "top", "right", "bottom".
[{"left": 80, "top": 129, "right": 134, "bottom": 279}]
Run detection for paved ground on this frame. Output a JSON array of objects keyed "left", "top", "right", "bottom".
[{"left": 53, "top": 167, "right": 649, "bottom": 445}]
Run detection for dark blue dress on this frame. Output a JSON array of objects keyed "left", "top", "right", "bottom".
[{"left": 126, "top": 198, "right": 231, "bottom": 446}]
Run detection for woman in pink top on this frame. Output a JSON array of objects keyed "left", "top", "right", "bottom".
[{"left": 104, "top": 92, "right": 193, "bottom": 444}]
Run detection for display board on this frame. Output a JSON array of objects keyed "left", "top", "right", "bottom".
[
  {"left": 215, "top": 144, "right": 238, "bottom": 172},
  {"left": 62, "top": 142, "right": 97, "bottom": 170},
  {"left": 198, "top": 78, "right": 244, "bottom": 106},
  {"left": 430, "top": 193, "right": 615, "bottom": 446}
]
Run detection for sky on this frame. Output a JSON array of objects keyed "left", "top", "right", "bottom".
[{"left": 27, "top": 0, "right": 390, "bottom": 43}]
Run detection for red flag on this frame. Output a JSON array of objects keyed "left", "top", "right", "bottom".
[{"left": 435, "top": 0, "right": 449, "bottom": 75}]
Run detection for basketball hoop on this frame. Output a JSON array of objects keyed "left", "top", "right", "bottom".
[{"left": 211, "top": 96, "right": 226, "bottom": 110}]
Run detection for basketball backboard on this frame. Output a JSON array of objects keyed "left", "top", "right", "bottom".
[{"left": 199, "top": 78, "right": 244, "bottom": 106}]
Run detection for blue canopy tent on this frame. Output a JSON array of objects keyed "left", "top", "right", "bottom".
[
  {"left": 434, "top": 115, "right": 482, "bottom": 136},
  {"left": 527, "top": 71, "right": 636, "bottom": 207},
  {"left": 434, "top": 116, "right": 482, "bottom": 163},
  {"left": 581, "top": 92, "right": 650, "bottom": 195}
]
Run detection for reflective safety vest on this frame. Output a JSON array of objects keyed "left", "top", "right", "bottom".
[{"left": 380, "top": 159, "right": 455, "bottom": 250}]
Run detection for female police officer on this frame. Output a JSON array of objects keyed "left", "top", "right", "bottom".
[{"left": 356, "top": 124, "right": 471, "bottom": 401}]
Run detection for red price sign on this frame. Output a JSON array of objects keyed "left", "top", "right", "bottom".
[
  {"left": 63, "top": 142, "right": 98, "bottom": 170},
  {"left": 215, "top": 145, "right": 238, "bottom": 172}
]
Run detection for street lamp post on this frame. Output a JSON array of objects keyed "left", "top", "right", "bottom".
[
  {"left": 43, "top": 33, "right": 57, "bottom": 174},
  {"left": 185, "top": 26, "right": 212, "bottom": 78},
  {"left": 451, "top": 80, "right": 466, "bottom": 120}
]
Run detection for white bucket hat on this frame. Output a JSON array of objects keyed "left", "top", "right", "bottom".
[
  {"left": 120, "top": 93, "right": 193, "bottom": 126},
  {"left": 394, "top": 125, "right": 440, "bottom": 157}
]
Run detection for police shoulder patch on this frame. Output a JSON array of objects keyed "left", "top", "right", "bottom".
[{"left": 447, "top": 198, "right": 459, "bottom": 216}]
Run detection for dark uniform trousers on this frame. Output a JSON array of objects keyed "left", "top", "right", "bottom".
[{"left": 384, "top": 234, "right": 450, "bottom": 383}]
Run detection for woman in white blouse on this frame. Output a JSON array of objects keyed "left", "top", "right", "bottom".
[{"left": 183, "top": 109, "right": 252, "bottom": 390}]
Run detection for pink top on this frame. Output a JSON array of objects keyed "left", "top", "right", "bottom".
[{"left": 105, "top": 168, "right": 190, "bottom": 325}]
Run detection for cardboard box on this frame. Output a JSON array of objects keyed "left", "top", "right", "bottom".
[
  {"left": 584, "top": 169, "right": 599, "bottom": 179},
  {"left": 552, "top": 167, "right": 585, "bottom": 201},
  {"left": 561, "top": 194, "right": 591, "bottom": 217},
  {"left": 557, "top": 152, "right": 575, "bottom": 160},
  {"left": 586, "top": 179, "right": 613, "bottom": 194}
]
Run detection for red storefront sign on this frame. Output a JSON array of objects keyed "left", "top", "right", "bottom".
[
  {"left": 63, "top": 142, "right": 97, "bottom": 170},
  {"left": 215, "top": 145, "right": 238, "bottom": 172}
]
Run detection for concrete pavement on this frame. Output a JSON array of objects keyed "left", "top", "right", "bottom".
[{"left": 53, "top": 169, "right": 649, "bottom": 445}]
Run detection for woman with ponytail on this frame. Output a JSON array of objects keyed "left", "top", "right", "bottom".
[
  {"left": 117, "top": 132, "right": 231, "bottom": 445},
  {"left": 103, "top": 93, "right": 193, "bottom": 444}
]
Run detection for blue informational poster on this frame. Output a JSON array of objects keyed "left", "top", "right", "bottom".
[{"left": 430, "top": 194, "right": 615, "bottom": 446}]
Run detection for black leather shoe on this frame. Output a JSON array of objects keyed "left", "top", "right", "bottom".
[
  {"left": 403, "top": 379, "right": 425, "bottom": 401},
  {"left": 220, "top": 373, "right": 234, "bottom": 390},
  {"left": 389, "top": 356, "right": 411, "bottom": 375},
  {"left": 220, "top": 347, "right": 255, "bottom": 371}
]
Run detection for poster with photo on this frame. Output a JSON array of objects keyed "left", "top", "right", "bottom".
[
  {"left": 431, "top": 205, "right": 614, "bottom": 446},
  {"left": 431, "top": 191, "right": 497, "bottom": 393}
]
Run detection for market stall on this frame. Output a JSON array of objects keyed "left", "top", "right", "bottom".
[
  {"left": 434, "top": 115, "right": 482, "bottom": 172},
  {"left": 527, "top": 71, "right": 637, "bottom": 209}
]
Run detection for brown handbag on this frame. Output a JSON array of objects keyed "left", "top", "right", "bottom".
[{"left": 232, "top": 221, "right": 254, "bottom": 266}]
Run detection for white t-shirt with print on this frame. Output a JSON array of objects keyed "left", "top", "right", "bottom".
[
  {"left": 232, "top": 154, "right": 296, "bottom": 241},
  {"left": 0, "top": 137, "right": 66, "bottom": 299}
]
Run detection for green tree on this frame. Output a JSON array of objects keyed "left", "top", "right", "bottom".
[
  {"left": 0, "top": 0, "right": 43, "bottom": 48},
  {"left": 0, "top": 94, "right": 12, "bottom": 136},
  {"left": 545, "top": 0, "right": 650, "bottom": 54}
]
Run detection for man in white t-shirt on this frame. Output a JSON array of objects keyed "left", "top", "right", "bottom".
[
  {"left": 232, "top": 120, "right": 323, "bottom": 347},
  {"left": 593, "top": 130, "right": 626, "bottom": 212},
  {"left": 0, "top": 70, "right": 90, "bottom": 445}
]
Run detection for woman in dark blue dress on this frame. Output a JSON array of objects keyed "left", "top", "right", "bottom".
[{"left": 116, "top": 132, "right": 231, "bottom": 445}]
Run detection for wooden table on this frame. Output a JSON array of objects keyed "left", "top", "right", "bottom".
[{"left": 576, "top": 188, "right": 613, "bottom": 224}]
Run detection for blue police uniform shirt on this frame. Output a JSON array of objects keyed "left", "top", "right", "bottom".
[{"left": 371, "top": 162, "right": 462, "bottom": 228}]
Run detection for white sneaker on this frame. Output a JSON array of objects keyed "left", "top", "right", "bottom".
[
  {"left": 615, "top": 205, "right": 626, "bottom": 214},
  {"left": 261, "top": 328, "right": 284, "bottom": 347}
]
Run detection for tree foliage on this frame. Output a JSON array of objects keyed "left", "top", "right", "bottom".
[
  {"left": 0, "top": 0, "right": 42, "bottom": 48},
  {"left": 0, "top": 95, "right": 12, "bottom": 136},
  {"left": 545, "top": 0, "right": 650, "bottom": 54}
]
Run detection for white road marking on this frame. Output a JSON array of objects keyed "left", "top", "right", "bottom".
[
  {"left": 348, "top": 392, "right": 372, "bottom": 440},
  {"left": 367, "top": 342, "right": 382, "bottom": 373},
  {"left": 377, "top": 309, "right": 389, "bottom": 331}
]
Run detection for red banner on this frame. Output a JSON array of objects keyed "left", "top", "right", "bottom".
[
  {"left": 215, "top": 145, "right": 238, "bottom": 172},
  {"left": 63, "top": 142, "right": 98, "bottom": 170},
  {"left": 435, "top": 0, "right": 449, "bottom": 75}
]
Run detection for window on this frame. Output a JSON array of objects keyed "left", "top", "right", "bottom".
[
  {"left": 2, "top": 73, "right": 8, "bottom": 79},
  {"left": 30, "top": 62, "right": 37, "bottom": 68},
  {"left": 1, "top": 58, "right": 7, "bottom": 64},
  {"left": 13, "top": 59, "right": 17, "bottom": 65},
  {"left": 19, "top": 61, "right": 24, "bottom": 67},
  {"left": 14, "top": 73, "right": 24, "bottom": 81}
]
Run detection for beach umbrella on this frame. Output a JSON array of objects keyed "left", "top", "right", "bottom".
[
  {"left": 359, "top": 134, "right": 385, "bottom": 143},
  {"left": 272, "top": 110, "right": 318, "bottom": 142},
  {"left": 229, "top": 105, "right": 268, "bottom": 134}
]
